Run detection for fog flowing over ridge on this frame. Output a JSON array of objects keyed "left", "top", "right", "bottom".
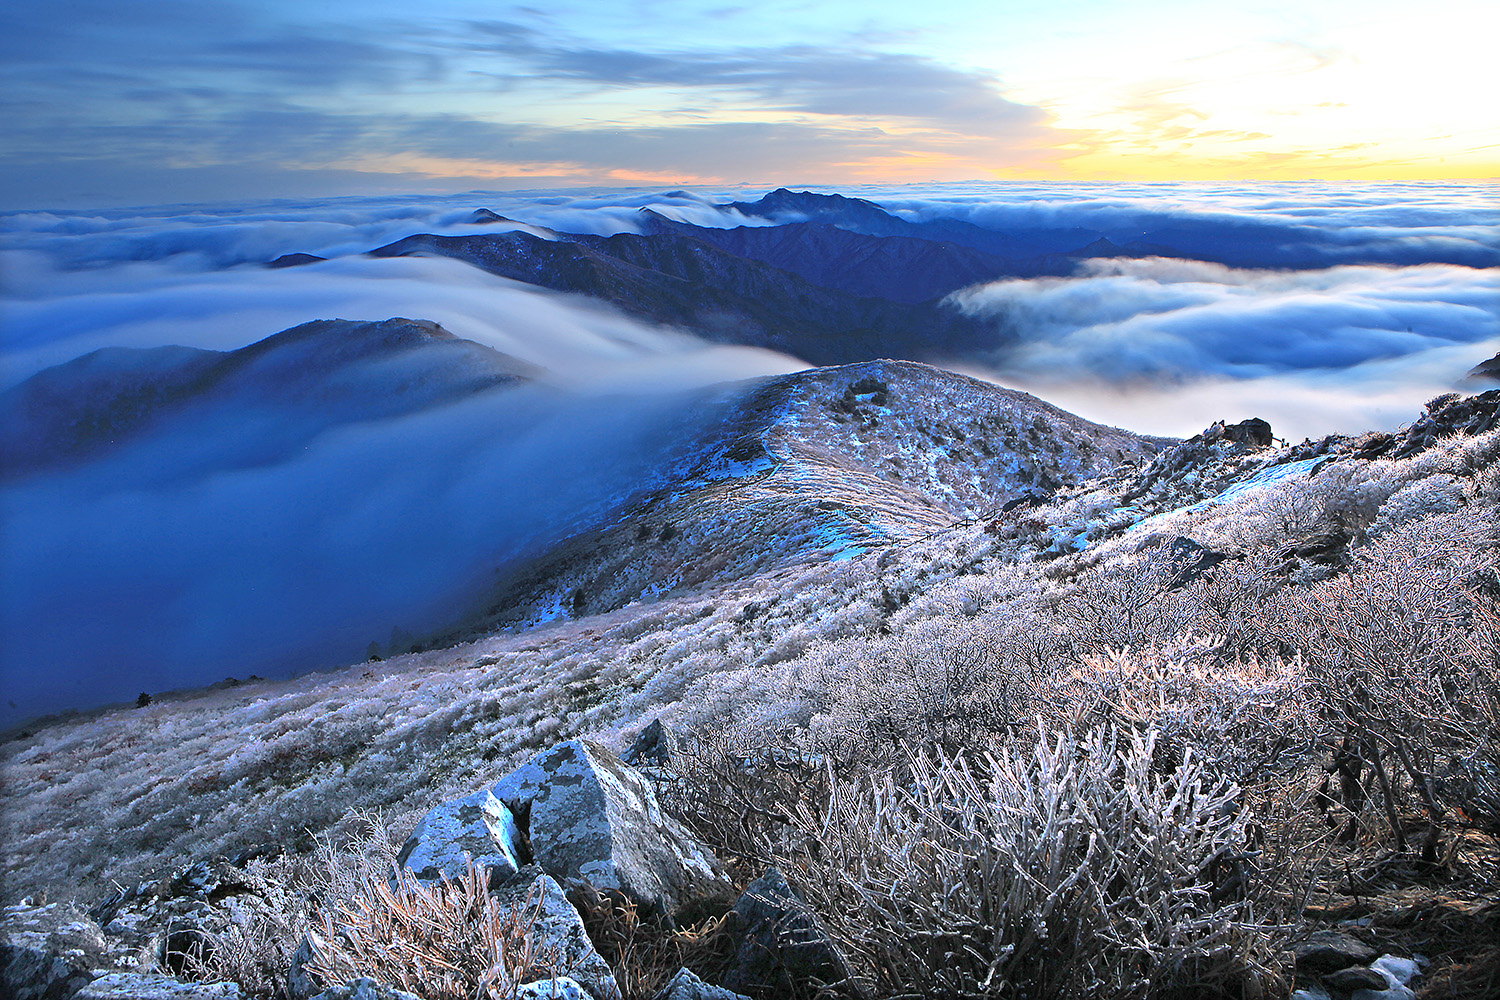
[{"left": 1, "top": 180, "right": 1496, "bottom": 725}]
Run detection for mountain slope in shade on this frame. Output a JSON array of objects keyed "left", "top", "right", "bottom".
[
  {"left": 635, "top": 210, "right": 1017, "bottom": 304},
  {"left": 1468, "top": 352, "right": 1500, "bottom": 382},
  {"left": 437, "top": 359, "right": 1167, "bottom": 639},
  {"left": 724, "top": 187, "right": 1101, "bottom": 261},
  {"left": 368, "top": 231, "right": 990, "bottom": 364},
  {"left": 0, "top": 318, "right": 536, "bottom": 479}
]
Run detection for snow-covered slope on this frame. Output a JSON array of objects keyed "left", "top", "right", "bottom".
[{"left": 438, "top": 359, "right": 1166, "bottom": 638}]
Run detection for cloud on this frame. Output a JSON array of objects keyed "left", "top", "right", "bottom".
[
  {"left": 951, "top": 257, "right": 1499, "bottom": 381},
  {"left": 875, "top": 181, "right": 1499, "bottom": 268},
  {"left": 1, "top": 182, "right": 1494, "bottom": 723},
  {"left": 0, "top": 203, "right": 808, "bottom": 725},
  {"left": 0, "top": 374, "right": 775, "bottom": 726},
  {"left": 945, "top": 255, "right": 1498, "bottom": 440},
  {"left": 0, "top": 3, "right": 1065, "bottom": 207}
]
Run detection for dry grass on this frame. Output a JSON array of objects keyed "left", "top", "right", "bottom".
[{"left": 305, "top": 857, "right": 559, "bottom": 1000}]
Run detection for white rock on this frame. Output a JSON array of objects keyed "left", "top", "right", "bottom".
[
  {"left": 516, "top": 977, "right": 593, "bottom": 1000},
  {"left": 491, "top": 867, "right": 620, "bottom": 1000},
  {"left": 394, "top": 788, "right": 524, "bottom": 887},
  {"left": 491, "top": 740, "right": 729, "bottom": 916},
  {"left": 1372, "top": 954, "right": 1421, "bottom": 986}
]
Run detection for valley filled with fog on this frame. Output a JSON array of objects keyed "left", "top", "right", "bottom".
[{"left": 1, "top": 181, "right": 1496, "bottom": 726}]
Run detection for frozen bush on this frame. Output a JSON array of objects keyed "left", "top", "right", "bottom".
[
  {"left": 306, "top": 857, "right": 558, "bottom": 999},
  {"left": 790, "top": 728, "right": 1273, "bottom": 999}
]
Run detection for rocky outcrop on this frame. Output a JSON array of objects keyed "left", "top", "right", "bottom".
[
  {"left": 489, "top": 740, "right": 730, "bottom": 918},
  {"left": 1, "top": 901, "right": 119, "bottom": 1000},
  {"left": 717, "top": 868, "right": 862, "bottom": 998},
  {"left": 74, "top": 974, "right": 243, "bottom": 998},
  {"left": 92, "top": 857, "right": 297, "bottom": 979},
  {"left": 1353, "top": 390, "right": 1500, "bottom": 461},
  {"left": 1466, "top": 352, "right": 1500, "bottom": 382},
  {"left": 394, "top": 788, "right": 526, "bottom": 888},
  {"left": 490, "top": 868, "right": 620, "bottom": 1000}
]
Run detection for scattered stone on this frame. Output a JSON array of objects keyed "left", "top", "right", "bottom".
[
  {"left": 1165, "top": 536, "right": 1234, "bottom": 589},
  {"left": 1371, "top": 954, "right": 1421, "bottom": 986},
  {"left": 1323, "top": 966, "right": 1389, "bottom": 992},
  {"left": 286, "top": 934, "right": 319, "bottom": 1000},
  {"left": 516, "top": 978, "right": 593, "bottom": 999},
  {"left": 1, "top": 901, "right": 118, "bottom": 1000},
  {"left": 1289, "top": 988, "right": 1331, "bottom": 1000},
  {"left": 653, "top": 967, "right": 750, "bottom": 1000},
  {"left": 718, "top": 867, "right": 862, "bottom": 998},
  {"left": 491, "top": 867, "right": 621, "bottom": 1000},
  {"left": 307, "top": 978, "right": 421, "bottom": 1000},
  {"left": 75, "top": 974, "right": 243, "bottom": 999},
  {"left": 622, "top": 719, "right": 678, "bottom": 768},
  {"left": 394, "top": 787, "right": 526, "bottom": 888},
  {"left": 1292, "top": 930, "right": 1379, "bottom": 973},
  {"left": 491, "top": 740, "right": 729, "bottom": 917}
]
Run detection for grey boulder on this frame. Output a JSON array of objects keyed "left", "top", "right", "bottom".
[
  {"left": 491, "top": 740, "right": 728, "bottom": 917},
  {"left": 1324, "top": 967, "right": 1390, "bottom": 992},
  {"left": 74, "top": 974, "right": 244, "bottom": 998},
  {"left": 394, "top": 788, "right": 525, "bottom": 888},
  {"left": 492, "top": 867, "right": 620, "bottom": 1000},
  {"left": 1291, "top": 930, "right": 1379, "bottom": 973},
  {"left": 718, "top": 868, "right": 862, "bottom": 998},
  {"left": 1, "top": 901, "right": 117, "bottom": 1000},
  {"left": 653, "top": 967, "right": 750, "bottom": 1000}
]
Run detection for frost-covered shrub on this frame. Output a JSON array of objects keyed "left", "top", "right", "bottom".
[
  {"left": 1056, "top": 551, "right": 1201, "bottom": 658},
  {"left": 306, "top": 857, "right": 558, "bottom": 999},
  {"left": 818, "top": 616, "right": 1044, "bottom": 751},
  {"left": 1037, "top": 645, "right": 1316, "bottom": 785},
  {"left": 792, "top": 729, "right": 1273, "bottom": 999},
  {"left": 1253, "top": 514, "right": 1500, "bottom": 849}
]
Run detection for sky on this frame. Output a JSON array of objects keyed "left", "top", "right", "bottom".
[{"left": 2, "top": 0, "right": 1497, "bottom": 208}]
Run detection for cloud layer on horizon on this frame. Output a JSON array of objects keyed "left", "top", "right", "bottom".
[{"left": 1, "top": 181, "right": 1496, "bottom": 723}]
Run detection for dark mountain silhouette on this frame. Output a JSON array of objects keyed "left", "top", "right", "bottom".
[
  {"left": 266, "top": 253, "right": 326, "bottom": 268},
  {"left": 367, "top": 231, "right": 992, "bottom": 365},
  {"left": 725, "top": 187, "right": 1102, "bottom": 261},
  {"left": 0, "top": 318, "right": 533, "bottom": 477},
  {"left": 634, "top": 209, "right": 1015, "bottom": 304}
]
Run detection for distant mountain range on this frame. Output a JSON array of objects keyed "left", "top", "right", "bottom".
[
  {"left": 354, "top": 189, "right": 1179, "bottom": 367},
  {"left": 0, "top": 318, "right": 534, "bottom": 478}
]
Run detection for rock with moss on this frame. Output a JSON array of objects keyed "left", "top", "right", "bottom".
[
  {"left": 74, "top": 974, "right": 244, "bottom": 999},
  {"left": 491, "top": 868, "right": 619, "bottom": 1000},
  {"left": 491, "top": 740, "right": 729, "bottom": 917},
  {"left": 394, "top": 788, "right": 525, "bottom": 888}
]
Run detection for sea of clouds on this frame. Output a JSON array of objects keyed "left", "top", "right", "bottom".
[{"left": 0, "top": 181, "right": 1495, "bottom": 724}]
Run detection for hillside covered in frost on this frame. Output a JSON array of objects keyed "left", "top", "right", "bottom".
[{"left": 2, "top": 183, "right": 1497, "bottom": 1000}]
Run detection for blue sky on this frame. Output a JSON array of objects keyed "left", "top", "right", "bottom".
[{"left": 2, "top": 0, "right": 1496, "bottom": 207}]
